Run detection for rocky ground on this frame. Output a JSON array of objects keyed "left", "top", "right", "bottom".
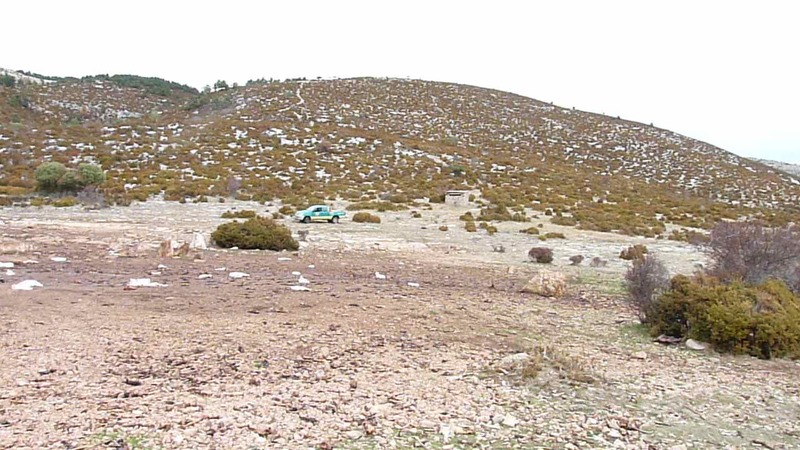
[{"left": 1, "top": 201, "right": 798, "bottom": 450}]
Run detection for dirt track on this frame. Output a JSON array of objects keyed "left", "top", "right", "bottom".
[{"left": 1, "top": 203, "right": 798, "bottom": 450}]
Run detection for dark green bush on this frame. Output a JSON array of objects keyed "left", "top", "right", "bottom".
[
  {"left": 528, "top": 247, "right": 553, "bottom": 264},
  {"left": 35, "top": 162, "right": 68, "bottom": 192},
  {"left": 551, "top": 216, "right": 578, "bottom": 226},
  {"left": 519, "top": 226, "right": 540, "bottom": 235},
  {"left": 211, "top": 216, "right": 298, "bottom": 251},
  {"left": 352, "top": 212, "right": 381, "bottom": 223},
  {"left": 649, "top": 275, "right": 800, "bottom": 359},
  {"left": 539, "top": 232, "right": 566, "bottom": 241},
  {"left": 459, "top": 212, "right": 475, "bottom": 221},
  {"left": 221, "top": 209, "right": 257, "bottom": 219}
]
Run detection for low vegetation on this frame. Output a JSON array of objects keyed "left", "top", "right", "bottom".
[
  {"left": 620, "top": 244, "right": 648, "bottom": 261},
  {"left": 221, "top": 209, "right": 257, "bottom": 219},
  {"left": 627, "top": 221, "right": 800, "bottom": 359},
  {"left": 528, "top": 247, "right": 554, "bottom": 264},
  {"left": 211, "top": 216, "right": 298, "bottom": 251},
  {"left": 352, "top": 212, "right": 381, "bottom": 223}
]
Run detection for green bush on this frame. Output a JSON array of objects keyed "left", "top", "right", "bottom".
[
  {"left": 211, "top": 216, "right": 298, "bottom": 251},
  {"left": 278, "top": 205, "right": 295, "bottom": 215},
  {"left": 649, "top": 276, "right": 800, "bottom": 359},
  {"left": 35, "top": 162, "right": 68, "bottom": 192},
  {"left": 539, "top": 232, "right": 566, "bottom": 241},
  {"left": 478, "top": 204, "right": 527, "bottom": 222},
  {"left": 620, "top": 244, "right": 648, "bottom": 261},
  {"left": 528, "top": 247, "right": 554, "bottom": 264},
  {"left": 519, "top": 226, "right": 540, "bottom": 235},
  {"left": 464, "top": 220, "right": 477, "bottom": 232},
  {"left": 53, "top": 197, "right": 78, "bottom": 207},
  {"left": 78, "top": 163, "right": 106, "bottom": 186},
  {"left": 221, "top": 209, "right": 257, "bottom": 219},
  {"left": 459, "top": 212, "right": 475, "bottom": 221},
  {"left": 352, "top": 212, "right": 381, "bottom": 223}
]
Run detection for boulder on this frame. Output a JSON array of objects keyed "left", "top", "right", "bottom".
[
  {"left": 190, "top": 233, "right": 207, "bottom": 250},
  {"left": 685, "top": 339, "right": 709, "bottom": 351},
  {"left": 521, "top": 270, "right": 567, "bottom": 297},
  {"left": 174, "top": 242, "right": 190, "bottom": 257},
  {"left": 158, "top": 240, "right": 174, "bottom": 258}
]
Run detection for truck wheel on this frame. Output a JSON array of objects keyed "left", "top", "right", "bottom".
[
  {"left": 302, "top": 216, "right": 311, "bottom": 224},
  {"left": 331, "top": 216, "right": 340, "bottom": 224}
]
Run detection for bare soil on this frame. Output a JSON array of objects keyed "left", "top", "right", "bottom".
[{"left": 1, "top": 202, "right": 798, "bottom": 450}]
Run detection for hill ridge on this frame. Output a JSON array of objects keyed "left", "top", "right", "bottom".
[{"left": 1, "top": 74, "right": 798, "bottom": 236}]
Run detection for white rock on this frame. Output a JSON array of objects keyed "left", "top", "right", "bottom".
[
  {"left": 150, "top": 271, "right": 162, "bottom": 276},
  {"left": 345, "top": 430, "right": 363, "bottom": 440},
  {"left": 229, "top": 272, "right": 250, "bottom": 279},
  {"left": 290, "top": 285, "right": 311, "bottom": 291},
  {"left": 375, "top": 272, "right": 387, "bottom": 280},
  {"left": 499, "top": 353, "right": 531, "bottom": 369},
  {"left": 12, "top": 280, "right": 43, "bottom": 291},
  {"left": 632, "top": 351, "right": 648, "bottom": 360},
  {"left": 50, "top": 257, "right": 68, "bottom": 263},
  {"left": 190, "top": 233, "right": 207, "bottom": 250},
  {"left": 521, "top": 270, "right": 567, "bottom": 297},
  {"left": 291, "top": 271, "right": 301, "bottom": 276},
  {"left": 298, "top": 275, "right": 310, "bottom": 285},
  {"left": 307, "top": 264, "right": 315, "bottom": 269},
  {"left": 198, "top": 274, "right": 212, "bottom": 279},
  {"left": 157, "top": 264, "right": 168, "bottom": 269},
  {"left": 686, "top": 339, "right": 709, "bottom": 351},
  {"left": 0, "top": 262, "right": 14, "bottom": 268},
  {"left": 128, "top": 278, "right": 166, "bottom": 288},
  {"left": 214, "top": 267, "right": 227, "bottom": 271},
  {"left": 407, "top": 282, "right": 420, "bottom": 288},
  {"left": 278, "top": 257, "right": 292, "bottom": 262},
  {"left": 5, "top": 269, "right": 14, "bottom": 276},
  {"left": 502, "top": 415, "right": 520, "bottom": 427}
]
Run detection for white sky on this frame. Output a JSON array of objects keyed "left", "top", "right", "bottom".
[{"left": 4, "top": 1, "right": 799, "bottom": 163}]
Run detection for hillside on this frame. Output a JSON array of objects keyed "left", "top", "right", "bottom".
[
  {"left": 1, "top": 75, "right": 799, "bottom": 237},
  {"left": 755, "top": 158, "right": 800, "bottom": 177}
]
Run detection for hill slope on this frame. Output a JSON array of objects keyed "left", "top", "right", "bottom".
[{"left": 1, "top": 75, "right": 798, "bottom": 236}]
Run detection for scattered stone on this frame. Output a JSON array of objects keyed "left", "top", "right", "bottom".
[
  {"left": 198, "top": 274, "right": 212, "bottom": 280},
  {"left": 12, "top": 280, "right": 43, "bottom": 291},
  {"left": 686, "top": 339, "right": 709, "bottom": 351},
  {"left": 498, "top": 352, "right": 531, "bottom": 370},
  {"left": 502, "top": 415, "right": 520, "bottom": 427},
  {"left": 228, "top": 272, "right": 250, "bottom": 279},
  {"left": 290, "top": 286, "right": 310, "bottom": 291},
  {"left": 521, "top": 270, "right": 567, "bottom": 297},
  {"left": 345, "top": 430, "right": 363, "bottom": 440},
  {"left": 654, "top": 334, "right": 682, "bottom": 345},
  {"left": 0, "top": 262, "right": 14, "bottom": 268},
  {"left": 190, "top": 233, "right": 207, "bottom": 250},
  {"left": 375, "top": 272, "right": 387, "bottom": 280},
  {"left": 631, "top": 351, "right": 648, "bottom": 360},
  {"left": 128, "top": 278, "right": 166, "bottom": 288},
  {"left": 50, "top": 257, "right": 68, "bottom": 263},
  {"left": 174, "top": 242, "right": 190, "bottom": 257},
  {"left": 407, "top": 282, "right": 420, "bottom": 288},
  {"left": 158, "top": 240, "right": 174, "bottom": 258}
]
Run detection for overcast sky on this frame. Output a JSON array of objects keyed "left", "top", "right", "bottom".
[{"left": 5, "top": 1, "right": 798, "bottom": 163}]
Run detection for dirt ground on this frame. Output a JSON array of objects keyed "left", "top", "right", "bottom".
[{"left": 1, "top": 202, "right": 798, "bottom": 450}]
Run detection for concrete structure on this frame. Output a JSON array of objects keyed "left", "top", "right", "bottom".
[{"left": 445, "top": 190, "right": 477, "bottom": 207}]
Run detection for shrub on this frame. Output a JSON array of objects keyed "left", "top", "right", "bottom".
[
  {"left": 35, "top": 162, "right": 68, "bottom": 192},
  {"left": 539, "top": 232, "right": 566, "bottom": 241},
  {"left": 590, "top": 257, "right": 608, "bottom": 268},
  {"left": 519, "top": 226, "right": 540, "bottom": 235},
  {"left": 347, "top": 201, "right": 406, "bottom": 212},
  {"left": 569, "top": 255, "right": 584, "bottom": 266},
  {"left": 221, "top": 209, "right": 257, "bottom": 219},
  {"left": 77, "top": 163, "right": 106, "bottom": 186},
  {"left": 464, "top": 221, "right": 477, "bottom": 232},
  {"left": 625, "top": 254, "right": 669, "bottom": 323},
  {"left": 706, "top": 221, "right": 800, "bottom": 288},
  {"left": 411, "top": 211, "right": 422, "bottom": 218},
  {"left": 352, "top": 212, "right": 381, "bottom": 223},
  {"left": 211, "top": 216, "right": 298, "bottom": 251},
  {"left": 278, "top": 205, "right": 295, "bottom": 215},
  {"left": 459, "top": 211, "right": 474, "bottom": 221},
  {"left": 528, "top": 247, "right": 554, "bottom": 264},
  {"left": 551, "top": 216, "right": 578, "bottom": 226},
  {"left": 479, "top": 204, "right": 527, "bottom": 222},
  {"left": 620, "top": 244, "right": 648, "bottom": 261},
  {"left": 649, "top": 276, "right": 800, "bottom": 359},
  {"left": 53, "top": 197, "right": 78, "bottom": 207}
]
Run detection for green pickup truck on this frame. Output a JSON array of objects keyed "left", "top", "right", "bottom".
[{"left": 293, "top": 205, "right": 346, "bottom": 224}]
